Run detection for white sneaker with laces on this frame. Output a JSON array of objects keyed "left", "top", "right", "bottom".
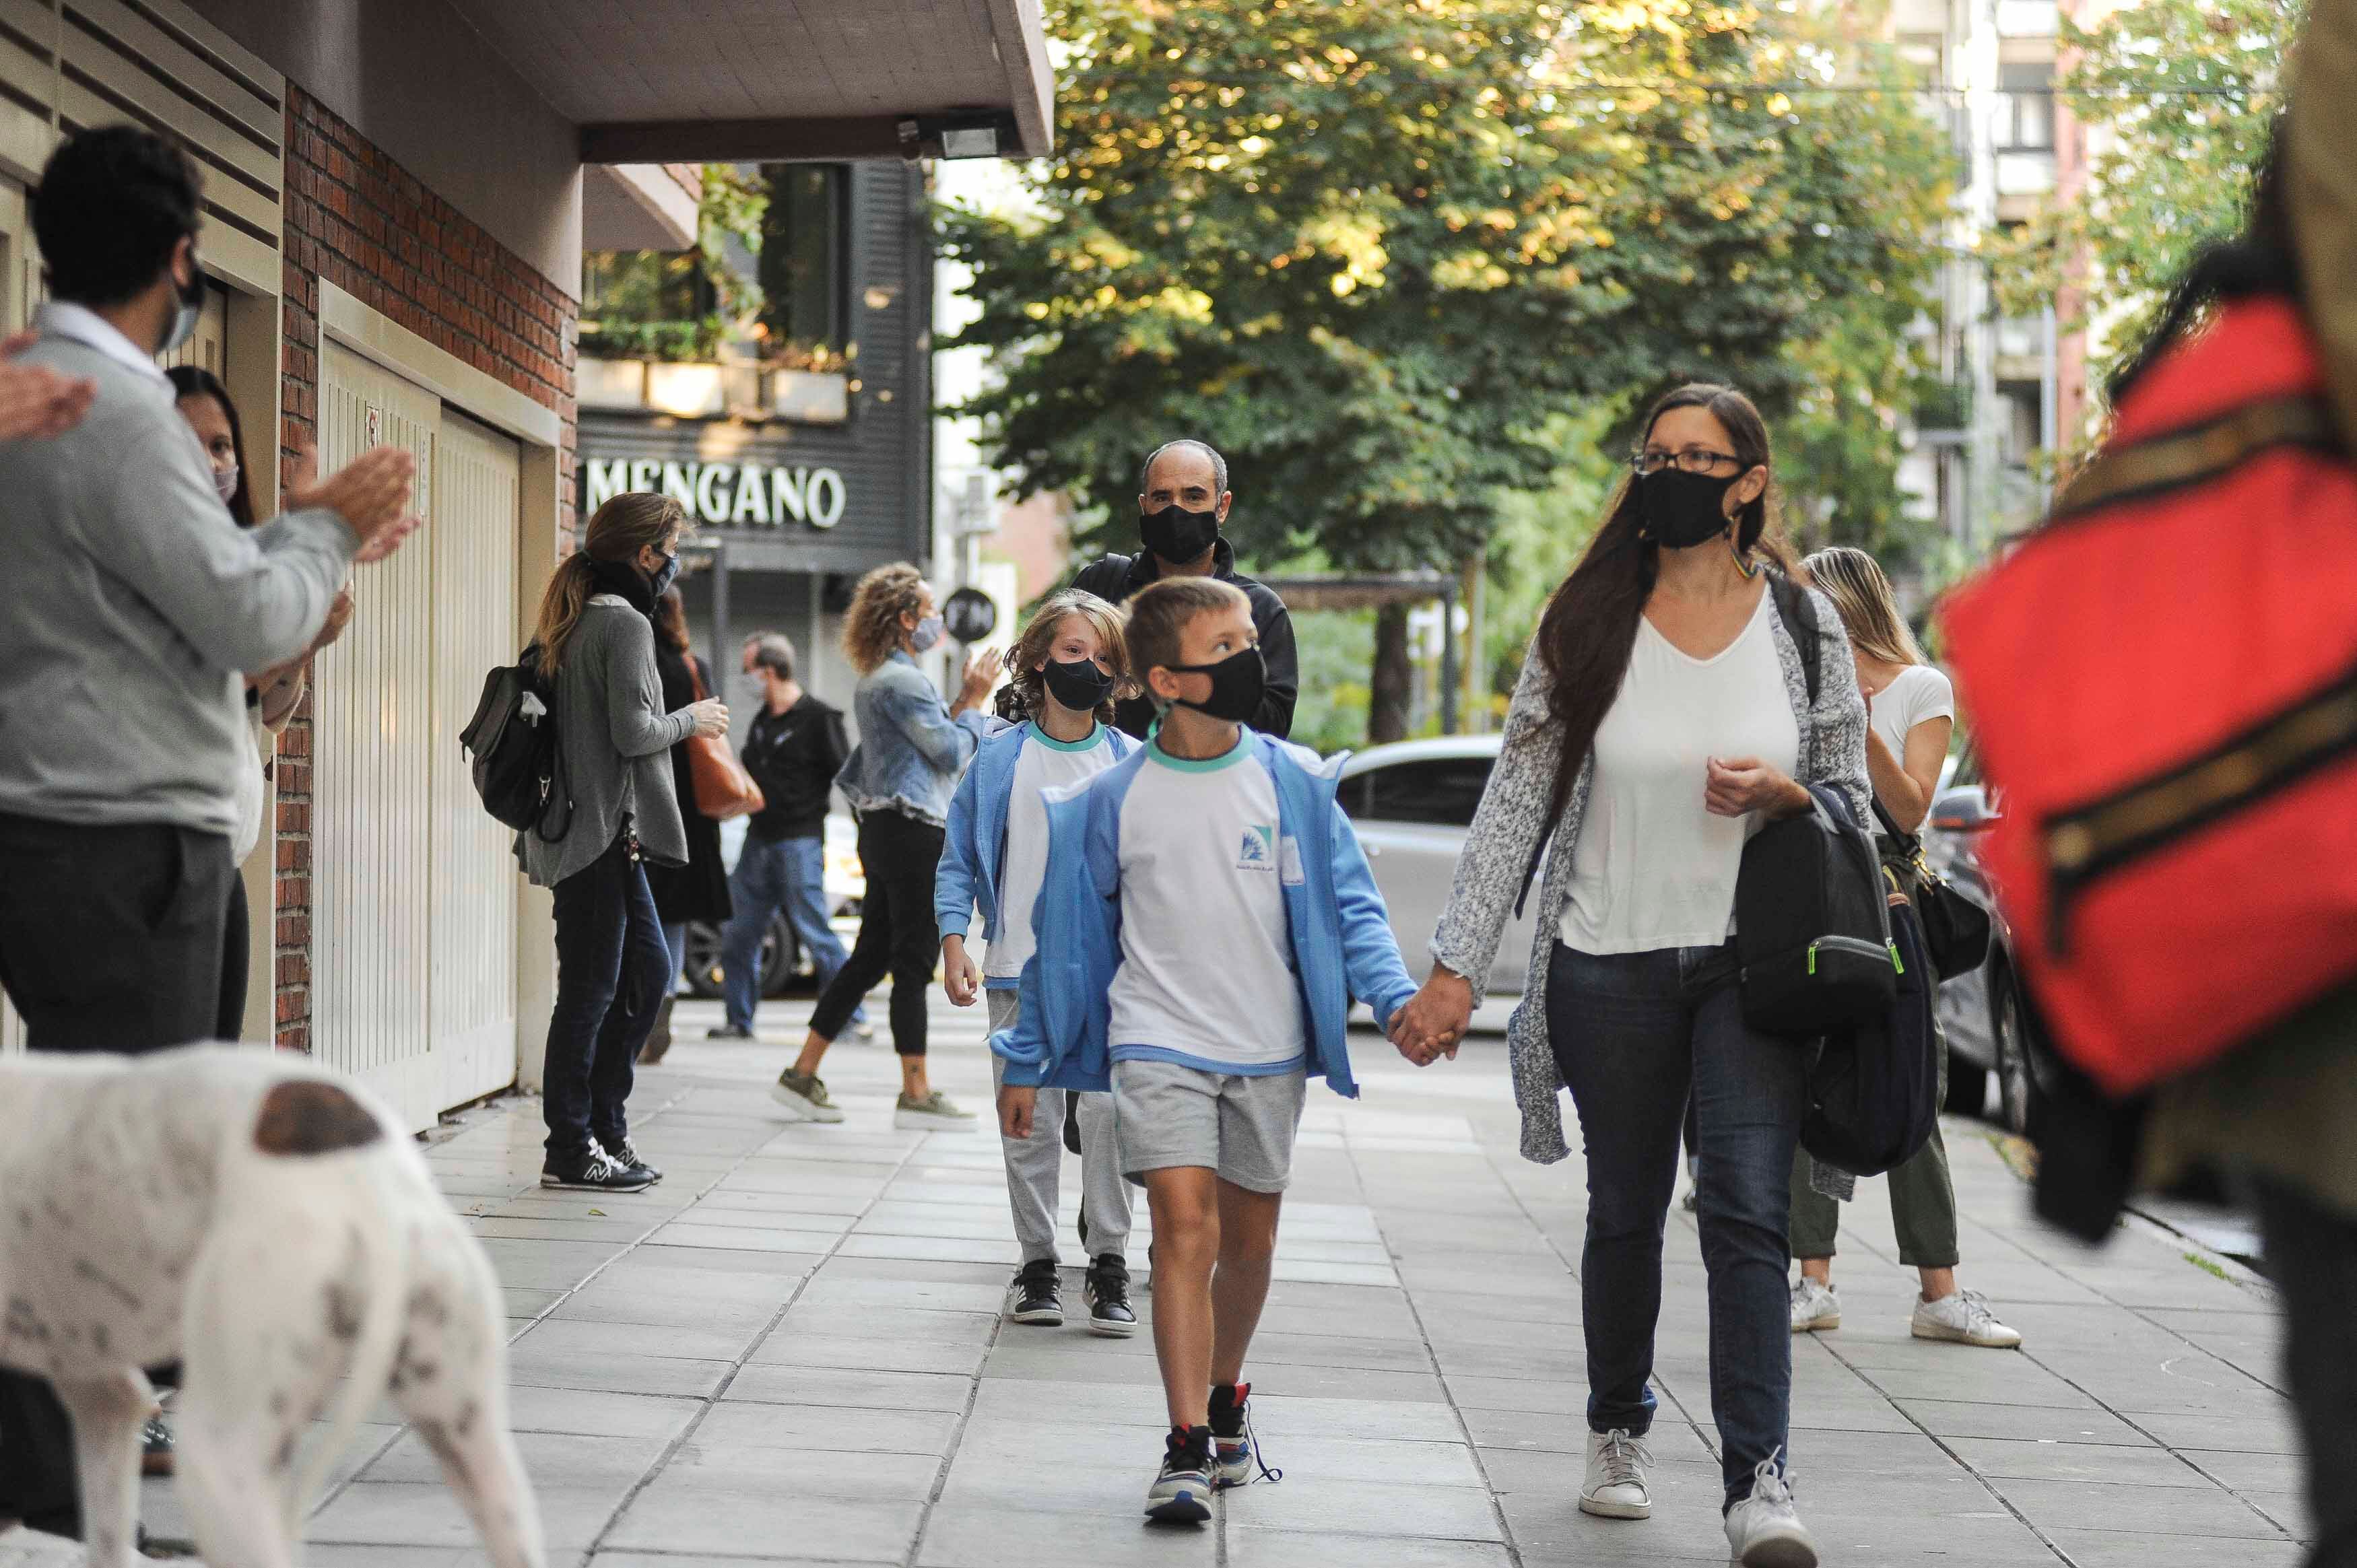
[
  {"left": 1789, "top": 1276, "right": 1840, "bottom": 1334},
  {"left": 1723, "top": 1454, "right": 1818, "bottom": 1568},
  {"left": 1911, "top": 1288, "right": 2023, "bottom": 1348},
  {"left": 1580, "top": 1428, "right": 1653, "bottom": 1519}
]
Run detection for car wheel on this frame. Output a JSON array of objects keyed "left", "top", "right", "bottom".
[
  {"left": 758, "top": 914, "right": 800, "bottom": 999},
  {"left": 682, "top": 922, "right": 726, "bottom": 1000},
  {"left": 1944, "top": 1046, "right": 1992, "bottom": 1119},
  {"left": 1993, "top": 969, "right": 2035, "bottom": 1136}
]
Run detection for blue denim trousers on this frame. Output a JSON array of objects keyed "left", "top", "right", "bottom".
[
  {"left": 542, "top": 833, "right": 669, "bottom": 1162},
  {"left": 1546, "top": 940, "right": 1809, "bottom": 1507},
  {"left": 719, "top": 833, "right": 859, "bottom": 1033}
]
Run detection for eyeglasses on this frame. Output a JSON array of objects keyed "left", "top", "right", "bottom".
[{"left": 1631, "top": 447, "right": 1744, "bottom": 477}]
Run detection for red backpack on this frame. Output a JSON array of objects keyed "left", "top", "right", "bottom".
[{"left": 1939, "top": 291, "right": 2357, "bottom": 1095}]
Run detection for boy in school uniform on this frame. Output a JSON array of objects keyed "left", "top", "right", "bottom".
[
  {"left": 937, "top": 589, "right": 1141, "bottom": 1336},
  {"left": 992, "top": 575, "right": 1427, "bottom": 1524}
]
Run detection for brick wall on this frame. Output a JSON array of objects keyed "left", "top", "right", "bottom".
[{"left": 271, "top": 83, "right": 577, "bottom": 1050}]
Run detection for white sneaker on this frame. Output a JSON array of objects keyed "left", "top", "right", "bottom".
[
  {"left": 1579, "top": 1428, "right": 1653, "bottom": 1519},
  {"left": 1723, "top": 1455, "right": 1818, "bottom": 1568},
  {"left": 1789, "top": 1276, "right": 1840, "bottom": 1333},
  {"left": 1911, "top": 1288, "right": 2022, "bottom": 1348}
]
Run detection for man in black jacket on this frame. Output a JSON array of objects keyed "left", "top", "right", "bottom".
[
  {"left": 706, "top": 634, "right": 867, "bottom": 1042},
  {"left": 1072, "top": 439, "right": 1298, "bottom": 739}
]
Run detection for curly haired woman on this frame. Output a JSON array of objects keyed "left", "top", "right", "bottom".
[{"left": 769, "top": 564, "right": 1001, "bottom": 1128}]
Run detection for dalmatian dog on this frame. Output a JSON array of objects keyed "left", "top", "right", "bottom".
[{"left": 0, "top": 1046, "right": 543, "bottom": 1568}]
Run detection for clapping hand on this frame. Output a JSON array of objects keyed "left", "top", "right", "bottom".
[
  {"left": 0, "top": 332, "right": 94, "bottom": 442},
  {"left": 292, "top": 446, "right": 421, "bottom": 564}
]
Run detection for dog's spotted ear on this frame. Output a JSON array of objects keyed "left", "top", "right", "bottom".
[{"left": 253, "top": 1081, "right": 383, "bottom": 1155}]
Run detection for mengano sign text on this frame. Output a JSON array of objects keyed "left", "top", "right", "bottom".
[{"left": 583, "top": 457, "right": 847, "bottom": 530}]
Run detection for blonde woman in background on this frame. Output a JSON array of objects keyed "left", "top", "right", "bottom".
[
  {"left": 770, "top": 563, "right": 1001, "bottom": 1130},
  {"left": 1786, "top": 545, "right": 2021, "bottom": 1350}
]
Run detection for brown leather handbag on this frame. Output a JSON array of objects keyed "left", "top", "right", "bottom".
[{"left": 684, "top": 657, "right": 764, "bottom": 821}]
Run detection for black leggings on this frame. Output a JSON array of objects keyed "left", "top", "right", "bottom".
[{"left": 810, "top": 810, "right": 943, "bottom": 1056}]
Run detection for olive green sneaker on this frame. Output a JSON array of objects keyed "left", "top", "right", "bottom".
[
  {"left": 770, "top": 1068, "right": 846, "bottom": 1124},
  {"left": 894, "top": 1088, "right": 977, "bottom": 1130}
]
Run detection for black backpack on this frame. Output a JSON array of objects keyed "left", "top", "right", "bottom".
[
  {"left": 1801, "top": 889, "right": 1940, "bottom": 1177},
  {"left": 1735, "top": 782, "right": 1898, "bottom": 1037},
  {"left": 459, "top": 647, "right": 571, "bottom": 842}
]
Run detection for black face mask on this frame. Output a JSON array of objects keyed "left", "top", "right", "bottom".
[
  {"left": 1040, "top": 655, "right": 1114, "bottom": 714},
  {"left": 1140, "top": 504, "right": 1220, "bottom": 566},
  {"left": 1638, "top": 467, "right": 1741, "bottom": 550},
  {"left": 1164, "top": 645, "right": 1265, "bottom": 724}
]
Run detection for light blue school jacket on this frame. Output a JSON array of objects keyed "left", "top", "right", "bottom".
[
  {"left": 989, "top": 732, "right": 1418, "bottom": 1097},
  {"left": 934, "top": 716, "right": 1139, "bottom": 953}
]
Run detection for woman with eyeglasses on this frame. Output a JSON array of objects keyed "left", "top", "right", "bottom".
[{"left": 1393, "top": 384, "right": 1867, "bottom": 1567}]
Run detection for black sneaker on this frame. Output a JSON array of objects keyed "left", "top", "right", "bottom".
[
  {"left": 1006, "top": 1258, "right": 1062, "bottom": 1325},
  {"left": 1144, "top": 1425, "right": 1214, "bottom": 1523},
  {"left": 1208, "top": 1382, "right": 1281, "bottom": 1488},
  {"left": 706, "top": 1023, "right": 756, "bottom": 1040},
  {"left": 541, "top": 1148, "right": 654, "bottom": 1193},
  {"left": 605, "top": 1138, "right": 662, "bottom": 1184},
  {"left": 1085, "top": 1254, "right": 1137, "bottom": 1338}
]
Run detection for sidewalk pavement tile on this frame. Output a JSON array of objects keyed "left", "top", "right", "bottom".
[
  {"left": 284, "top": 1000, "right": 2302, "bottom": 1567},
  {"left": 604, "top": 1486, "right": 924, "bottom": 1559}
]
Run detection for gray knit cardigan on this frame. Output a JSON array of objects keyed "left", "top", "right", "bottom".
[{"left": 1428, "top": 584, "right": 1871, "bottom": 1165}]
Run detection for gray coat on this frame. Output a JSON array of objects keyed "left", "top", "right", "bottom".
[
  {"left": 517, "top": 596, "right": 695, "bottom": 887},
  {"left": 0, "top": 332, "right": 352, "bottom": 834},
  {"left": 1429, "top": 585, "right": 1871, "bottom": 1164}
]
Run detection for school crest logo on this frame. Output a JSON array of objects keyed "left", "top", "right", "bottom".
[{"left": 1238, "top": 823, "right": 1275, "bottom": 870}]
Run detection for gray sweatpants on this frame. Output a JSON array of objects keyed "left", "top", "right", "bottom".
[{"left": 988, "top": 988, "right": 1133, "bottom": 1264}]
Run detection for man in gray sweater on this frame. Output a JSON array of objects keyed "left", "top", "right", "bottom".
[
  {"left": 0, "top": 123, "right": 420, "bottom": 1537},
  {"left": 0, "top": 125, "right": 418, "bottom": 1058}
]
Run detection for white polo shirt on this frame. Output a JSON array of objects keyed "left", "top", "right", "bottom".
[{"left": 1106, "top": 732, "right": 1306, "bottom": 1073}]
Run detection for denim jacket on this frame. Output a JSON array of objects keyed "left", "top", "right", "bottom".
[
  {"left": 835, "top": 650, "right": 989, "bottom": 827},
  {"left": 935, "top": 717, "right": 1139, "bottom": 947},
  {"left": 989, "top": 733, "right": 1418, "bottom": 1096}
]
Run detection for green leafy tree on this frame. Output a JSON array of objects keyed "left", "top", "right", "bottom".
[
  {"left": 1990, "top": 0, "right": 2304, "bottom": 415},
  {"left": 942, "top": 0, "right": 1953, "bottom": 728}
]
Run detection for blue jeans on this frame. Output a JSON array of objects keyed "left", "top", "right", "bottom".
[
  {"left": 1546, "top": 940, "right": 1808, "bottom": 1508},
  {"left": 721, "top": 834, "right": 859, "bottom": 1033},
  {"left": 542, "top": 834, "right": 670, "bottom": 1163}
]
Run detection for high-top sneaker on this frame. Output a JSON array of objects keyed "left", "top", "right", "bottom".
[
  {"left": 1084, "top": 1254, "right": 1137, "bottom": 1338},
  {"left": 1207, "top": 1382, "right": 1281, "bottom": 1489},
  {"left": 1144, "top": 1425, "right": 1214, "bottom": 1523}
]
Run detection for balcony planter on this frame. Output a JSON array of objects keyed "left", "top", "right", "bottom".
[{"left": 772, "top": 370, "right": 850, "bottom": 424}]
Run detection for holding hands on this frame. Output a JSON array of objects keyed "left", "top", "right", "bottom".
[{"left": 1389, "top": 966, "right": 1475, "bottom": 1067}]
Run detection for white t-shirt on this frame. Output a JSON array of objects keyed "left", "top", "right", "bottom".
[
  {"left": 231, "top": 710, "right": 269, "bottom": 864},
  {"left": 984, "top": 722, "right": 1121, "bottom": 985},
  {"left": 1106, "top": 733, "right": 1306, "bottom": 1072},
  {"left": 1561, "top": 590, "right": 1801, "bottom": 955},
  {"left": 1867, "top": 664, "right": 1956, "bottom": 838}
]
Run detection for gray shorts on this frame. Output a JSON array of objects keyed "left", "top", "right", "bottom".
[{"left": 1110, "top": 1058, "right": 1308, "bottom": 1193}]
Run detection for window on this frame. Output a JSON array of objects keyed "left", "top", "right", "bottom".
[
  {"left": 1354, "top": 757, "right": 1492, "bottom": 829},
  {"left": 1996, "top": 63, "right": 2054, "bottom": 151},
  {"left": 580, "top": 250, "right": 719, "bottom": 361},
  {"left": 759, "top": 164, "right": 848, "bottom": 352}
]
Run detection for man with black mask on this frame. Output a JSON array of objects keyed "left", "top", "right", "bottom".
[
  {"left": 1072, "top": 438, "right": 1299, "bottom": 739},
  {"left": 0, "top": 124, "right": 419, "bottom": 1539}
]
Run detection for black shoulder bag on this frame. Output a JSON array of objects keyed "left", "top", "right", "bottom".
[
  {"left": 1736, "top": 783, "right": 1900, "bottom": 1037},
  {"left": 1869, "top": 796, "right": 1991, "bottom": 978}
]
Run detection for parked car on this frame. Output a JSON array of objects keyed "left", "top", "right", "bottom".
[
  {"left": 1337, "top": 735, "right": 1534, "bottom": 996},
  {"left": 1921, "top": 751, "right": 2056, "bottom": 1133},
  {"left": 679, "top": 813, "right": 865, "bottom": 1000}
]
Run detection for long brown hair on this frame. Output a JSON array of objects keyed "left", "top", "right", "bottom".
[
  {"left": 1531, "top": 384, "right": 1793, "bottom": 825},
  {"left": 1009, "top": 589, "right": 1139, "bottom": 724},
  {"left": 532, "top": 493, "right": 686, "bottom": 674}
]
